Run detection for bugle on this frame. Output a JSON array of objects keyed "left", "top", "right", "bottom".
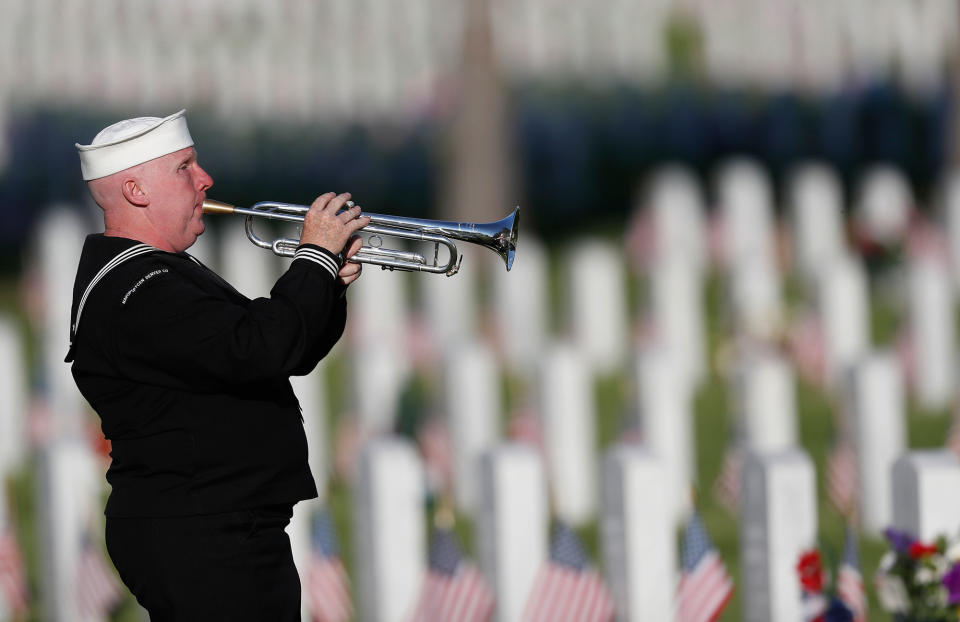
[{"left": 202, "top": 199, "right": 519, "bottom": 276}]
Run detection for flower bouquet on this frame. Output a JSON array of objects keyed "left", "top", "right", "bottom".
[
  {"left": 875, "top": 528, "right": 960, "bottom": 621},
  {"left": 796, "top": 548, "right": 860, "bottom": 622}
]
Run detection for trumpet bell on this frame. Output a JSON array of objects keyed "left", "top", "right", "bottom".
[{"left": 477, "top": 207, "right": 519, "bottom": 271}]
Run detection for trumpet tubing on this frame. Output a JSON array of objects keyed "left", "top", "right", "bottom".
[{"left": 201, "top": 199, "right": 519, "bottom": 276}]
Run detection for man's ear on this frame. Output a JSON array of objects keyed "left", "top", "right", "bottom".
[{"left": 121, "top": 177, "right": 149, "bottom": 207}]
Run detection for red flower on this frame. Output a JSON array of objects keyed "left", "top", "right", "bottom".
[
  {"left": 908, "top": 542, "right": 939, "bottom": 559},
  {"left": 796, "top": 550, "right": 825, "bottom": 593}
]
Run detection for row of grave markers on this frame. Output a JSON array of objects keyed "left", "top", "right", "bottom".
[
  {"left": 10, "top": 157, "right": 960, "bottom": 620},
  {"left": 1, "top": 0, "right": 955, "bottom": 124}
]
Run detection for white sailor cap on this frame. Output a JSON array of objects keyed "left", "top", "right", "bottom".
[{"left": 76, "top": 109, "right": 194, "bottom": 181}]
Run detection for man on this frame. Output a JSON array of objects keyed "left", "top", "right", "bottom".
[{"left": 66, "top": 109, "right": 369, "bottom": 620}]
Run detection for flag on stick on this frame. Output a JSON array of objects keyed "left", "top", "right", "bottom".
[
  {"left": 836, "top": 525, "right": 866, "bottom": 622},
  {"left": 826, "top": 442, "right": 858, "bottom": 518},
  {"left": 675, "top": 511, "right": 733, "bottom": 622},
  {"left": 409, "top": 522, "right": 495, "bottom": 622},
  {"left": 711, "top": 445, "right": 742, "bottom": 514},
  {"left": 307, "top": 510, "right": 353, "bottom": 622},
  {"left": 522, "top": 522, "right": 615, "bottom": 622},
  {"left": 0, "top": 525, "right": 27, "bottom": 615},
  {"left": 74, "top": 535, "right": 122, "bottom": 619}
]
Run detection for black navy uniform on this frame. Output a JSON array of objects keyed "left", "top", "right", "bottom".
[{"left": 66, "top": 232, "right": 346, "bottom": 620}]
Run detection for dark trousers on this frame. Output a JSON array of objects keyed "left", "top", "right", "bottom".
[{"left": 105, "top": 504, "right": 300, "bottom": 621}]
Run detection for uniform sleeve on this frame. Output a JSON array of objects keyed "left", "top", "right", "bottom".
[{"left": 112, "top": 246, "right": 347, "bottom": 391}]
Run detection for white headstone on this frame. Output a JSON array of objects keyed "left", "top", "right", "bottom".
[
  {"left": 788, "top": 163, "right": 846, "bottom": 284},
  {"left": 741, "top": 449, "right": 818, "bottom": 622},
  {"left": 491, "top": 236, "right": 549, "bottom": 374},
  {"left": 444, "top": 341, "right": 500, "bottom": 513},
  {"left": 856, "top": 166, "right": 912, "bottom": 245},
  {"left": 538, "top": 342, "right": 597, "bottom": 525},
  {"left": 645, "top": 166, "right": 707, "bottom": 273},
  {"left": 351, "top": 346, "right": 406, "bottom": 434},
  {"left": 566, "top": 239, "right": 629, "bottom": 375},
  {"left": 38, "top": 438, "right": 104, "bottom": 622},
  {"left": 478, "top": 444, "right": 548, "bottom": 622},
  {"left": 735, "top": 351, "right": 798, "bottom": 452},
  {"left": 219, "top": 218, "right": 280, "bottom": 299},
  {"left": 420, "top": 246, "right": 478, "bottom": 352},
  {"left": 347, "top": 259, "right": 412, "bottom": 358},
  {"left": 730, "top": 258, "right": 783, "bottom": 341},
  {"left": 634, "top": 347, "right": 694, "bottom": 522},
  {"left": 848, "top": 352, "right": 906, "bottom": 535},
  {"left": 354, "top": 437, "right": 426, "bottom": 622},
  {"left": 600, "top": 445, "right": 676, "bottom": 622},
  {"left": 892, "top": 451, "right": 960, "bottom": 541},
  {"left": 716, "top": 159, "right": 776, "bottom": 269},
  {"left": 907, "top": 256, "right": 955, "bottom": 410},
  {"left": 648, "top": 258, "right": 706, "bottom": 386},
  {"left": 819, "top": 254, "right": 870, "bottom": 388},
  {"left": 0, "top": 316, "right": 28, "bottom": 477},
  {"left": 37, "top": 206, "right": 88, "bottom": 435}
]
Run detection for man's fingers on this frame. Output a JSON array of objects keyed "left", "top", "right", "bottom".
[
  {"left": 347, "top": 215, "right": 371, "bottom": 234},
  {"left": 337, "top": 203, "right": 363, "bottom": 223},
  {"left": 324, "top": 192, "right": 352, "bottom": 214},
  {"left": 310, "top": 192, "right": 336, "bottom": 211},
  {"left": 343, "top": 235, "right": 364, "bottom": 259}
]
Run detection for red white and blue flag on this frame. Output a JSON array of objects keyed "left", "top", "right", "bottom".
[
  {"left": 74, "top": 535, "right": 122, "bottom": 619},
  {"left": 409, "top": 524, "right": 495, "bottom": 622},
  {"left": 836, "top": 525, "right": 866, "bottom": 622},
  {"left": 0, "top": 525, "right": 27, "bottom": 615},
  {"left": 826, "top": 443, "right": 858, "bottom": 518},
  {"left": 307, "top": 510, "right": 353, "bottom": 622},
  {"left": 522, "top": 522, "right": 615, "bottom": 622},
  {"left": 712, "top": 445, "right": 742, "bottom": 514},
  {"left": 675, "top": 511, "right": 733, "bottom": 622}
]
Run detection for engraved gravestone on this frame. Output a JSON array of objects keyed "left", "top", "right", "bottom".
[
  {"left": 600, "top": 445, "right": 675, "bottom": 621},
  {"left": 354, "top": 438, "right": 426, "bottom": 622},
  {"left": 741, "top": 450, "right": 818, "bottom": 622},
  {"left": 477, "top": 444, "right": 548, "bottom": 622}
]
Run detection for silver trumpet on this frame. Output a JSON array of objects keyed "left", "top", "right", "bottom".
[{"left": 202, "top": 199, "right": 519, "bottom": 276}]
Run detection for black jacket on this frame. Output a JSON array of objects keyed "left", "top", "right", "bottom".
[{"left": 67, "top": 233, "right": 346, "bottom": 517}]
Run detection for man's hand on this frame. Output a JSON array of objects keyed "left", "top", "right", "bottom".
[
  {"left": 300, "top": 192, "right": 370, "bottom": 256},
  {"left": 338, "top": 235, "right": 364, "bottom": 286}
]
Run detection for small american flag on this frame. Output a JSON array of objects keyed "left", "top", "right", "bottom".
[
  {"left": 946, "top": 412, "right": 960, "bottom": 459},
  {"left": 507, "top": 410, "right": 542, "bottom": 451},
  {"left": 836, "top": 525, "right": 866, "bottom": 622},
  {"left": 307, "top": 510, "right": 353, "bottom": 622},
  {"left": 801, "top": 591, "right": 829, "bottom": 622},
  {"left": 0, "top": 526, "right": 27, "bottom": 615},
  {"left": 522, "top": 522, "right": 615, "bottom": 622},
  {"left": 675, "top": 511, "right": 733, "bottom": 622},
  {"left": 74, "top": 535, "right": 122, "bottom": 619},
  {"left": 826, "top": 443, "right": 858, "bottom": 519},
  {"left": 409, "top": 525, "right": 495, "bottom": 622},
  {"left": 417, "top": 417, "right": 453, "bottom": 495},
  {"left": 711, "top": 445, "right": 742, "bottom": 514}
]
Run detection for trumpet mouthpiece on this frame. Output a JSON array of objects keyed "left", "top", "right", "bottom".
[{"left": 202, "top": 199, "right": 236, "bottom": 214}]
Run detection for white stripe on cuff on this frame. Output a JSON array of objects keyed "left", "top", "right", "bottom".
[{"left": 294, "top": 247, "right": 339, "bottom": 279}]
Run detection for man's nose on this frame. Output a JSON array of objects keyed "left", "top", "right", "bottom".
[{"left": 196, "top": 166, "right": 213, "bottom": 191}]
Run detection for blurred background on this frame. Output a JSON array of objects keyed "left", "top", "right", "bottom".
[{"left": 1, "top": 0, "right": 960, "bottom": 620}]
